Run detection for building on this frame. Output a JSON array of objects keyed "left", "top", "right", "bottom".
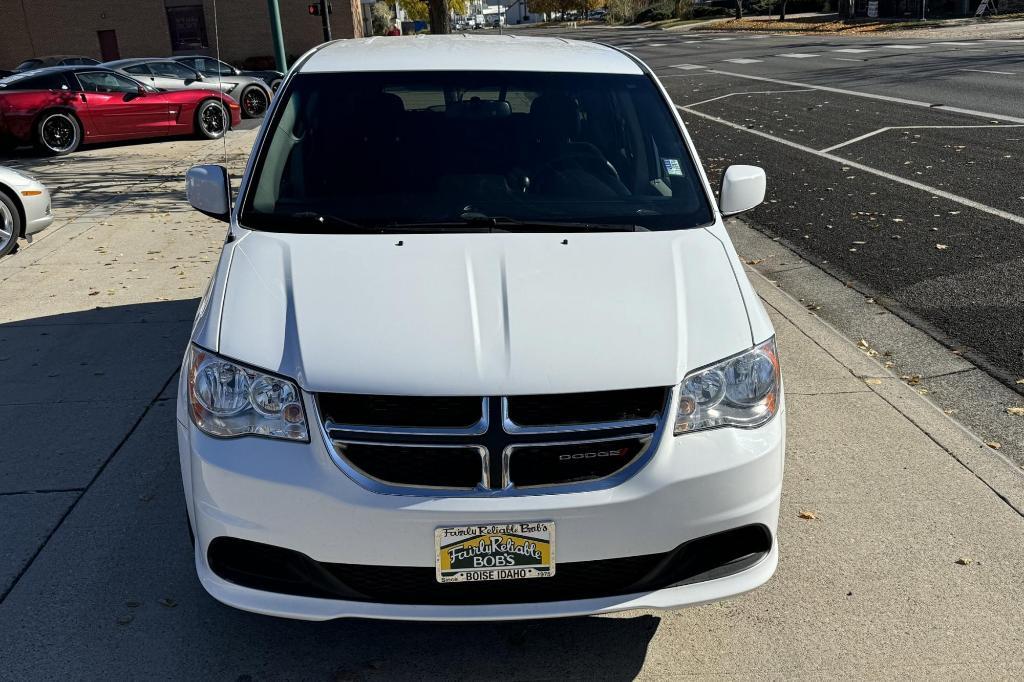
[{"left": 0, "top": 0, "right": 364, "bottom": 71}]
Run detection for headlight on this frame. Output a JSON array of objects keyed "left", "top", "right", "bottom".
[
  {"left": 675, "top": 338, "right": 780, "bottom": 435},
  {"left": 187, "top": 345, "right": 308, "bottom": 441}
]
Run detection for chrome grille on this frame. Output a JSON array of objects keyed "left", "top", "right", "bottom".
[{"left": 316, "top": 388, "right": 671, "bottom": 496}]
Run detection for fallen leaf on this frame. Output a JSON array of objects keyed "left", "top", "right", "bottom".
[
  {"left": 954, "top": 557, "right": 973, "bottom": 566},
  {"left": 857, "top": 339, "right": 870, "bottom": 351},
  {"left": 1016, "top": 379, "right": 1024, "bottom": 385},
  {"left": 985, "top": 441, "right": 1002, "bottom": 450},
  {"left": 865, "top": 378, "right": 882, "bottom": 385},
  {"left": 797, "top": 510, "right": 817, "bottom": 520},
  {"left": 158, "top": 598, "right": 177, "bottom": 608},
  {"left": 936, "top": 244, "right": 949, "bottom": 250},
  {"left": 745, "top": 258, "right": 765, "bottom": 265},
  {"left": 1007, "top": 406, "right": 1024, "bottom": 417},
  {"left": 901, "top": 374, "right": 923, "bottom": 386}
]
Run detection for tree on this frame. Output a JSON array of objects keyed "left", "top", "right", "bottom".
[
  {"left": 429, "top": 0, "right": 451, "bottom": 33},
  {"left": 779, "top": 0, "right": 787, "bottom": 20},
  {"left": 397, "top": 0, "right": 468, "bottom": 32},
  {"left": 734, "top": 0, "right": 743, "bottom": 19}
]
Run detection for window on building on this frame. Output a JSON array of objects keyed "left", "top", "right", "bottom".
[{"left": 166, "top": 5, "right": 209, "bottom": 51}]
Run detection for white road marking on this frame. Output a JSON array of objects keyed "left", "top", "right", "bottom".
[
  {"left": 933, "top": 42, "right": 974, "bottom": 46},
  {"left": 833, "top": 48, "right": 874, "bottom": 53},
  {"left": 669, "top": 64, "right": 706, "bottom": 70},
  {"left": 711, "top": 37, "right": 736, "bottom": 41},
  {"left": 883, "top": 44, "right": 928, "bottom": 49},
  {"left": 833, "top": 58, "right": 864, "bottom": 62},
  {"left": 697, "top": 70, "right": 1024, "bottom": 124},
  {"left": 686, "top": 89, "right": 814, "bottom": 108},
  {"left": 676, "top": 104, "right": 1024, "bottom": 228},
  {"left": 724, "top": 58, "right": 763, "bottom": 64},
  {"left": 647, "top": 43, "right": 668, "bottom": 47},
  {"left": 961, "top": 68, "right": 1016, "bottom": 75},
  {"left": 778, "top": 53, "right": 817, "bottom": 58},
  {"left": 819, "top": 123, "right": 1024, "bottom": 153}
]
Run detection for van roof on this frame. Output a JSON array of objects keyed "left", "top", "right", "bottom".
[{"left": 300, "top": 35, "right": 644, "bottom": 76}]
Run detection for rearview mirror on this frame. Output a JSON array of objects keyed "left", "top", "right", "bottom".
[
  {"left": 719, "top": 165, "right": 766, "bottom": 216},
  {"left": 186, "top": 164, "right": 230, "bottom": 222}
]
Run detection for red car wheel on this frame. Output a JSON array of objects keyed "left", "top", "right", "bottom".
[{"left": 35, "top": 111, "right": 82, "bottom": 156}]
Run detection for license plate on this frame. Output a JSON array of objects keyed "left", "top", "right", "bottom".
[{"left": 435, "top": 521, "right": 556, "bottom": 583}]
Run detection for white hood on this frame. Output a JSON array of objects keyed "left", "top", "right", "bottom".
[{"left": 208, "top": 229, "right": 754, "bottom": 396}]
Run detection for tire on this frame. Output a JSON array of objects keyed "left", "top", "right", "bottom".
[
  {"left": 0, "top": 190, "right": 23, "bottom": 258},
  {"left": 195, "top": 99, "right": 228, "bottom": 140},
  {"left": 239, "top": 86, "right": 268, "bottom": 118},
  {"left": 35, "top": 110, "right": 82, "bottom": 156}
]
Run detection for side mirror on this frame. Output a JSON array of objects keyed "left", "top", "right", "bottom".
[
  {"left": 136, "top": 85, "right": 147, "bottom": 96},
  {"left": 194, "top": 73, "right": 205, "bottom": 81},
  {"left": 186, "top": 164, "right": 230, "bottom": 222},
  {"left": 719, "top": 165, "right": 766, "bottom": 216}
]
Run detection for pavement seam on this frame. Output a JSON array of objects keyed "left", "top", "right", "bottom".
[
  {"left": 0, "top": 363, "right": 180, "bottom": 604},
  {"left": 0, "top": 488, "right": 85, "bottom": 497}
]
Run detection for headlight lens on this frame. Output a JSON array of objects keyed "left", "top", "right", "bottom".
[
  {"left": 187, "top": 346, "right": 308, "bottom": 441},
  {"left": 675, "top": 338, "right": 780, "bottom": 435}
]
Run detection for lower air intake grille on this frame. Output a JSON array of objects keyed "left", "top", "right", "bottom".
[{"left": 207, "top": 525, "right": 773, "bottom": 606}]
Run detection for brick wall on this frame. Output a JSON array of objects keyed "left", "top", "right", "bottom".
[{"left": 0, "top": 0, "right": 364, "bottom": 71}]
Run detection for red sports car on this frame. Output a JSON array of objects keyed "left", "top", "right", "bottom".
[{"left": 0, "top": 66, "right": 242, "bottom": 155}]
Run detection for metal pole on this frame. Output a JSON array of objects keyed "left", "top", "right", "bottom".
[
  {"left": 266, "top": 0, "right": 288, "bottom": 72},
  {"left": 920, "top": 0, "right": 926, "bottom": 19},
  {"left": 320, "top": 0, "right": 333, "bottom": 41}
]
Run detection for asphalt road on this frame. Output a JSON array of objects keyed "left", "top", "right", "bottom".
[{"left": 523, "top": 25, "right": 1024, "bottom": 389}]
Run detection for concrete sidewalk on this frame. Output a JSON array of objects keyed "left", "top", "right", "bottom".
[{"left": 0, "top": 134, "right": 1022, "bottom": 678}]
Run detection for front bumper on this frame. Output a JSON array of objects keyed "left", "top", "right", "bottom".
[
  {"left": 177, "top": 389, "right": 785, "bottom": 621},
  {"left": 22, "top": 186, "right": 53, "bottom": 236}
]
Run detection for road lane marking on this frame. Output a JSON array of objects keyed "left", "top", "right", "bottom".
[
  {"left": 933, "top": 42, "right": 974, "bottom": 46},
  {"left": 883, "top": 44, "right": 927, "bottom": 49},
  {"left": 833, "top": 58, "right": 864, "bottom": 62},
  {"left": 711, "top": 37, "right": 736, "bottom": 41},
  {"left": 819, "top": 124, "right": 1024, "bottom": 153},
  {"left": 724, "top": 58, "right": 763, "bottom": 64},
  {"left": 961, "top": 68, "right": 1016, "bottom": 75},
  {"left": 833, "top": 48, "right": 874, "bottom": 53},
  {"left": 669, "top": 63, "right": 706, "bottom": 70},
  {"left": 778, "top": 53, "right": 817, "bottom": 58},
  {"left": 647, "top": 43, "right": 668, "bottom": 47},
  {"left": 694, "top": 70, "right": 1024, "bottom": 124},
  {"left": 675, "top": 104, "right": 1024, "bottom": 228},
  {"left": 685, "top": 89, "right": 814, "bottom": 108}
]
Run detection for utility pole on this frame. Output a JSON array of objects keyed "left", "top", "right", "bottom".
[
  {"left": 266, "top": 0, "right": 288, "bottom": 72},
  {"left": 320, "top": 0, "right": 333, "bottom": 41},
  {"left": 920, "top": 0, "right": 926, "bottom": 19}
]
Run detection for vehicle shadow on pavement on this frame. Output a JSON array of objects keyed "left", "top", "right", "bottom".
[{"left": 0, "top": 300, "right": 660, "bottom": 680}]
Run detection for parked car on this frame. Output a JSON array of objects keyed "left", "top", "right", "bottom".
[
  {"left": 12, "top": 55, "right": 100, "bottom": 73},
  {"left": 0, "top": 67, "right": 241, "bottom": 155},
  {"left": 104, "top": 58, "right": 271, "bottom": 118},
  {"left": 173, "top": 56, "right": 283, "bottom": 93},
  {"left": 0, "top": 165, "right": 52, "bottom": 257},
  {"left": 179, "top": 36, "right": 782, "bottom": 621}
]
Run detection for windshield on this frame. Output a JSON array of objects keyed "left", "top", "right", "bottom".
[{"left": 240, "top": 71, "right": 713, "bottom": 233}]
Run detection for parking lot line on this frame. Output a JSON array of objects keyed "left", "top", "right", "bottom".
[
  {"left": 883, "top": 44, "right": 928, "bottom": 49},
  {"left": 933, "top": 42, "right": 976, "bottom": 46},
  {"left": 697, "top": 70, "right": 1024, "bottom": 124},
  {"left": 669, "top": 64, "right": 706, "bottom": 70},
  {"left": 685, "top": 89, "right": 814, "bottom": 108},
  {"left": 724, "top": 58, "right": 763, "bottom": 64},
  {"left": 778, "top": 53, "right": 817, "bottom": 58},
  {"left": 675, "top": 103, "right": 1024, "bottom": 228},
  {"left": 833, "top": 48, "right": 874, "bottom": 53}
]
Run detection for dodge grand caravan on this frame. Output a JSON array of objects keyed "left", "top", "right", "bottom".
[{"left": 179, "top": 35, "right": 784, "bottom": 621}]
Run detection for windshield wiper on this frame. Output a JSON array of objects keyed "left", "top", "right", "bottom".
[
  {"left": 459, "top": 212, "right": 646, "bottom": 232},
  {"left": 287, "top": 212, "right": 370, "bottom": 231}
]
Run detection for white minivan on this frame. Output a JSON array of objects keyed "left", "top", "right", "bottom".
[{"left": 179, "top": 35, "right": 784, "bottom": 621}]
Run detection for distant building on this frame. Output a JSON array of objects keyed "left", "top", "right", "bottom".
[{"left": 0, "top": 0, "right": 365, "bottom": 70}]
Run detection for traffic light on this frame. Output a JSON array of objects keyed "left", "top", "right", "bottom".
[{"left": 307, "top": 3, "right": 332, "bottom": 15}]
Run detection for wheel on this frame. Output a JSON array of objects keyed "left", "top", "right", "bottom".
[
  {"left": 0, "top": 191, "right": 22, "bottom": 258},
  {"left": 195, "top": 99, "right": 228, "bottom": 140},
  {"left": 35, "top": 111, "right": 81, "bottom": 156},
  {"left": 239, "top": 86, "right": 268, "bottom": 118}
]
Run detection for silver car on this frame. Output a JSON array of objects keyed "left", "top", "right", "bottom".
[
  {"left": 0, "top": 166, "right": 53, "bottom": 258},
  {"left": 102, "top": 58, "right": 271, "bottom": 118}
]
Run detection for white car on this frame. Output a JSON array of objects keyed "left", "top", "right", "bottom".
[
  {"left": 0, "top": 165, "right": 53, "bottom": 257},
  {"left": 179, "top": 35, "right": 784, "bottom": 621}
]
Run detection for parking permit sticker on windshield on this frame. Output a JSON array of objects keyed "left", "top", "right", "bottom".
[{"left": 663, "top": 158, "right": 683, "bottom": 176}]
